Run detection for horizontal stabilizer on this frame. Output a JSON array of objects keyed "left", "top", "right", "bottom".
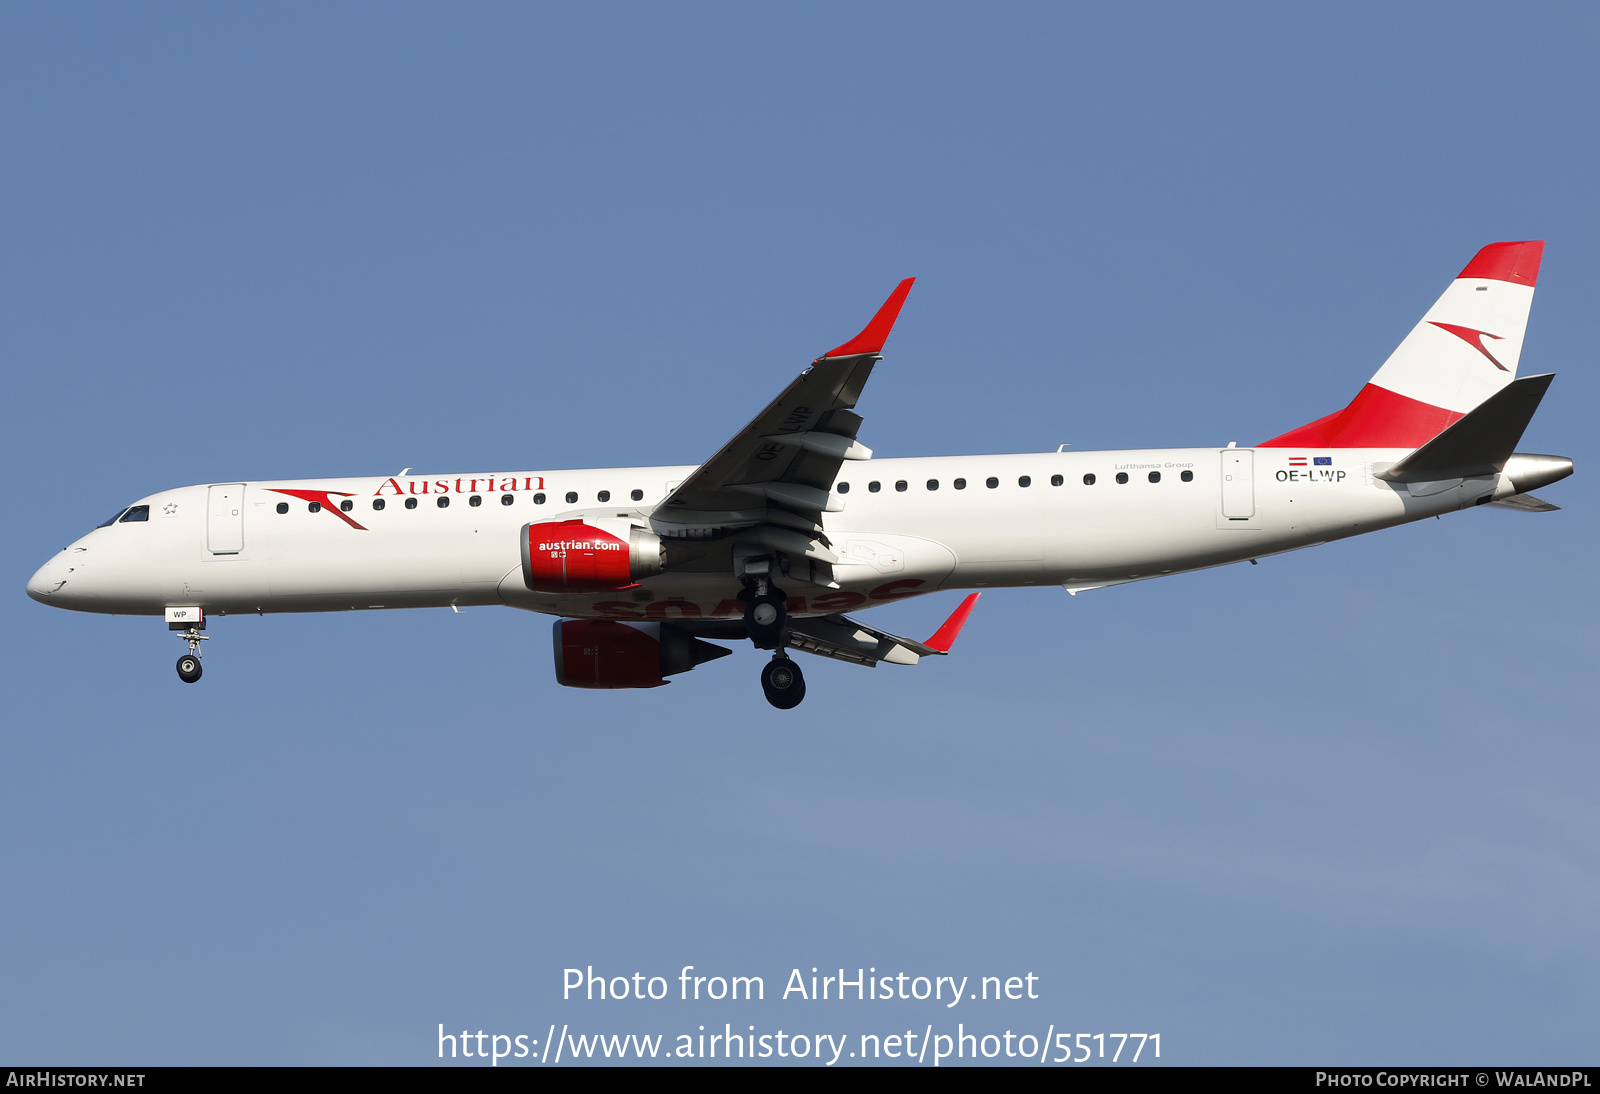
[
  {"left": 1485, "top": 493, "right": 1560, "bottom": 513},
  {"left": 1376, "top": 374, "right": 1553, "bottom": 483}
]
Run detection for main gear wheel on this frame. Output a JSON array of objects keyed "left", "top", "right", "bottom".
[{"left": 760, "top": 655, "right": 805, "bottom": 710}]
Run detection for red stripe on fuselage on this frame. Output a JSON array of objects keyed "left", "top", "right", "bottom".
[{"left": 1258, "top": 383, "right": 1463, "bottom": 449}]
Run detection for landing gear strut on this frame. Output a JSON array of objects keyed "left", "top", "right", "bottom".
[
  {"left": 742, "top": 578, "right": 787, "bottom": 649},
  {"left": 173, "top": 625, "right": 207, "bottom": 684},
  {"left": 761, "top": 654, "right": 806, "bottom": 710}
]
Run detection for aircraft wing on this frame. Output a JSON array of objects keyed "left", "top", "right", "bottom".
[
  {"left": 649, "top": 279, "right": 915, "bottom": 583},
  {"left": 785, "top": 593, "right": 980, "bottom": 667}
]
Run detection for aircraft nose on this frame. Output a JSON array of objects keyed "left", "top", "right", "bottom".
[{"left": 27, "top": 555, "right": 70, "bottom": 604}]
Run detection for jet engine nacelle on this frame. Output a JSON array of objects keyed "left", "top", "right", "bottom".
[
  {"left": 522, "top": 518, "right": 664, "bottom": 593},
  {"left": 552, "top": 619, "right": 731, "bottom": 689}
]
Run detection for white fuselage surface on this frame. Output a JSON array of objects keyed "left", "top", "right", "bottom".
[{"left": 27, "top": 447, "right": 1501, "bottom": 622}]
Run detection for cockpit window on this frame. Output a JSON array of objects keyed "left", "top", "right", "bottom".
[
  {"left": 97, "top": 509, "right": 127, "bottom": 528},
  {"left": 118, "top": 505, "right": 150, "bottom": 523}
]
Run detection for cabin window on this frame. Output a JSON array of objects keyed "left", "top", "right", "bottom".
[
  {"left": 954, "top": 478, "right": 966, "bottom": 490},
  {"left": 275, "top": 502, "right": 289, "bottom": 514},
  {"left": 986, "top": 477, "right": 999, "bottom": 489},
  {"left": 926, "top": 479, "right": 939, "bottom": 491},
  {"left": 837, "top": 482, "right": 850, "bottom": 494},
  {"left": 1116, "top": 472, "right": 1129, "bottom": 484},
  {"left": 308, "top": 502, "right": 321, "bottom": 513},
  {"left": 1148, "top": 472, "right": 1161, "bottom": 483},
  {"left": 340, "top": 499, "right": 354, "bottom": 512},
  {"left": 895, "top": 480, "right": 907, "bottom": 492},
  {"left": 631, "top": 489, "right": 643, "bottom": 501},
  {"left": 1181, "top": 470, "right": 1193, "bottom": 482},
  {"left": 565, "top": 492, "right": 578, "bottom": 504},
  {"left": 534, "top": 493, "right": 546, "bottom": 505},
  {"left": 598, "top": 490, "right": 610, "bottom": 502},
  {"left": 469, "top": 494, "right": 482, "bottom": 507},
  {"left": 1051, "top": 474, "right": 1064, "bottom": 486},
  {"left": 1019, "top": 476, "right": 1031, "bottom": 488},
  {"left": 405, "top": 497, "right": 418, "bottom": 509},
  {"left": 500, "top": 494, "right": 514, "bottom": 505},
  {"left": 119, "top": 505, "right": 150, "bottom": 522},
  {"left": 868, "top": 481, "right": 881, "bottom": 493},
  {"left": 373, "top": 499, "right": 386, "bottom": 510},
  {"left": 437, "top": 496, "right": 449, "bottom": 508}
]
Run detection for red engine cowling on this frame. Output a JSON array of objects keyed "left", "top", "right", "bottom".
[
  {"left": 552, "top": 619, "right": 731, "bottom": 689},
  {"left": 522, "top": 519, "right": 664, "bottom": 593}
]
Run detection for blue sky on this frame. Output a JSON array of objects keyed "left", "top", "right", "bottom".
[{"left": 3, "top": 2, "right": 1597, "bottom": 1065}]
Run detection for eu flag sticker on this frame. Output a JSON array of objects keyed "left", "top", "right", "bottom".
[{"left": 1313, "top": 457, "right": 1332, "bottom": 466}]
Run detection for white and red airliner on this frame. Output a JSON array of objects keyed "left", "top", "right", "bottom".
[{"left": 27, "top": 242, "right": 1571, "bottom": 707}]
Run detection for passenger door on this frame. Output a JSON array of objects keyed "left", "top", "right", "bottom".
[
  {"left": 207, "top": 484, "right": 245, "bottom": 553},
  {"left": 1220, "top": 450, "right": 1255, "bottom": 521}
]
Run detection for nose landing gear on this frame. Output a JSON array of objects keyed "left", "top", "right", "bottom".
[
  {"left": 174, "top": 626, "right": 207, "bottom": 683},
  {"left": 167, "top": 608, "right": 208, "bottom": 684},
  {"left": 760, "top": 654, "right": 806, "bottom": 710}
]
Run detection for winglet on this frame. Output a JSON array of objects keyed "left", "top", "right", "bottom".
[
  {"left": 823, "top": 277, "right": 916, "bottom": 358},
  {"left": 923, "top": 593, "right": 979, "bottom": 654}
]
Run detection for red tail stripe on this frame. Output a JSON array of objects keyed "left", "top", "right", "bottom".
[
  {"left": 1259, "top": 383, "right": 1463, "bottom": 449},
  {"left": 1456, "top": 240, "right": 1544, "bottom": 287}
]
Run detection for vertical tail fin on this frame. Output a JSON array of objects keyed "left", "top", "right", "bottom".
[{"left": 1261, "top": 241, "right": 1544, "bottom": 448}]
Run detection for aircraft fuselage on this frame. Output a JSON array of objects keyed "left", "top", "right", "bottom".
[{"left": 26, "top": 446, "right": 1511, "bottom": 622}]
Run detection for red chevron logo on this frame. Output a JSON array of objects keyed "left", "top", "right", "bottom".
[
  {"left": 268, "top": 489, "right": 368, "bottom": 530},
  {"left": 1429, "top": 322, "right": 1508, "bottom": 371}
]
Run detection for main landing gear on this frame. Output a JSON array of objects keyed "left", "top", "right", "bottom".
[
  {"left": 761, "top": 653, "right": 806, "bottom": 710},
  {"left": 741, "top": 577, "right": 803, "bottom": 708}
]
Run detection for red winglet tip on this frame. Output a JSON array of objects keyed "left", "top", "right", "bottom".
[
  {"left": 924, "top": 592, "right": 980, "bottom": 654},
  {"left": 1457, "top": 240, "right": 1544, "bottom": 287},
  {"left": 824, "top": 277, "right": 916, "bottom": 358}
]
